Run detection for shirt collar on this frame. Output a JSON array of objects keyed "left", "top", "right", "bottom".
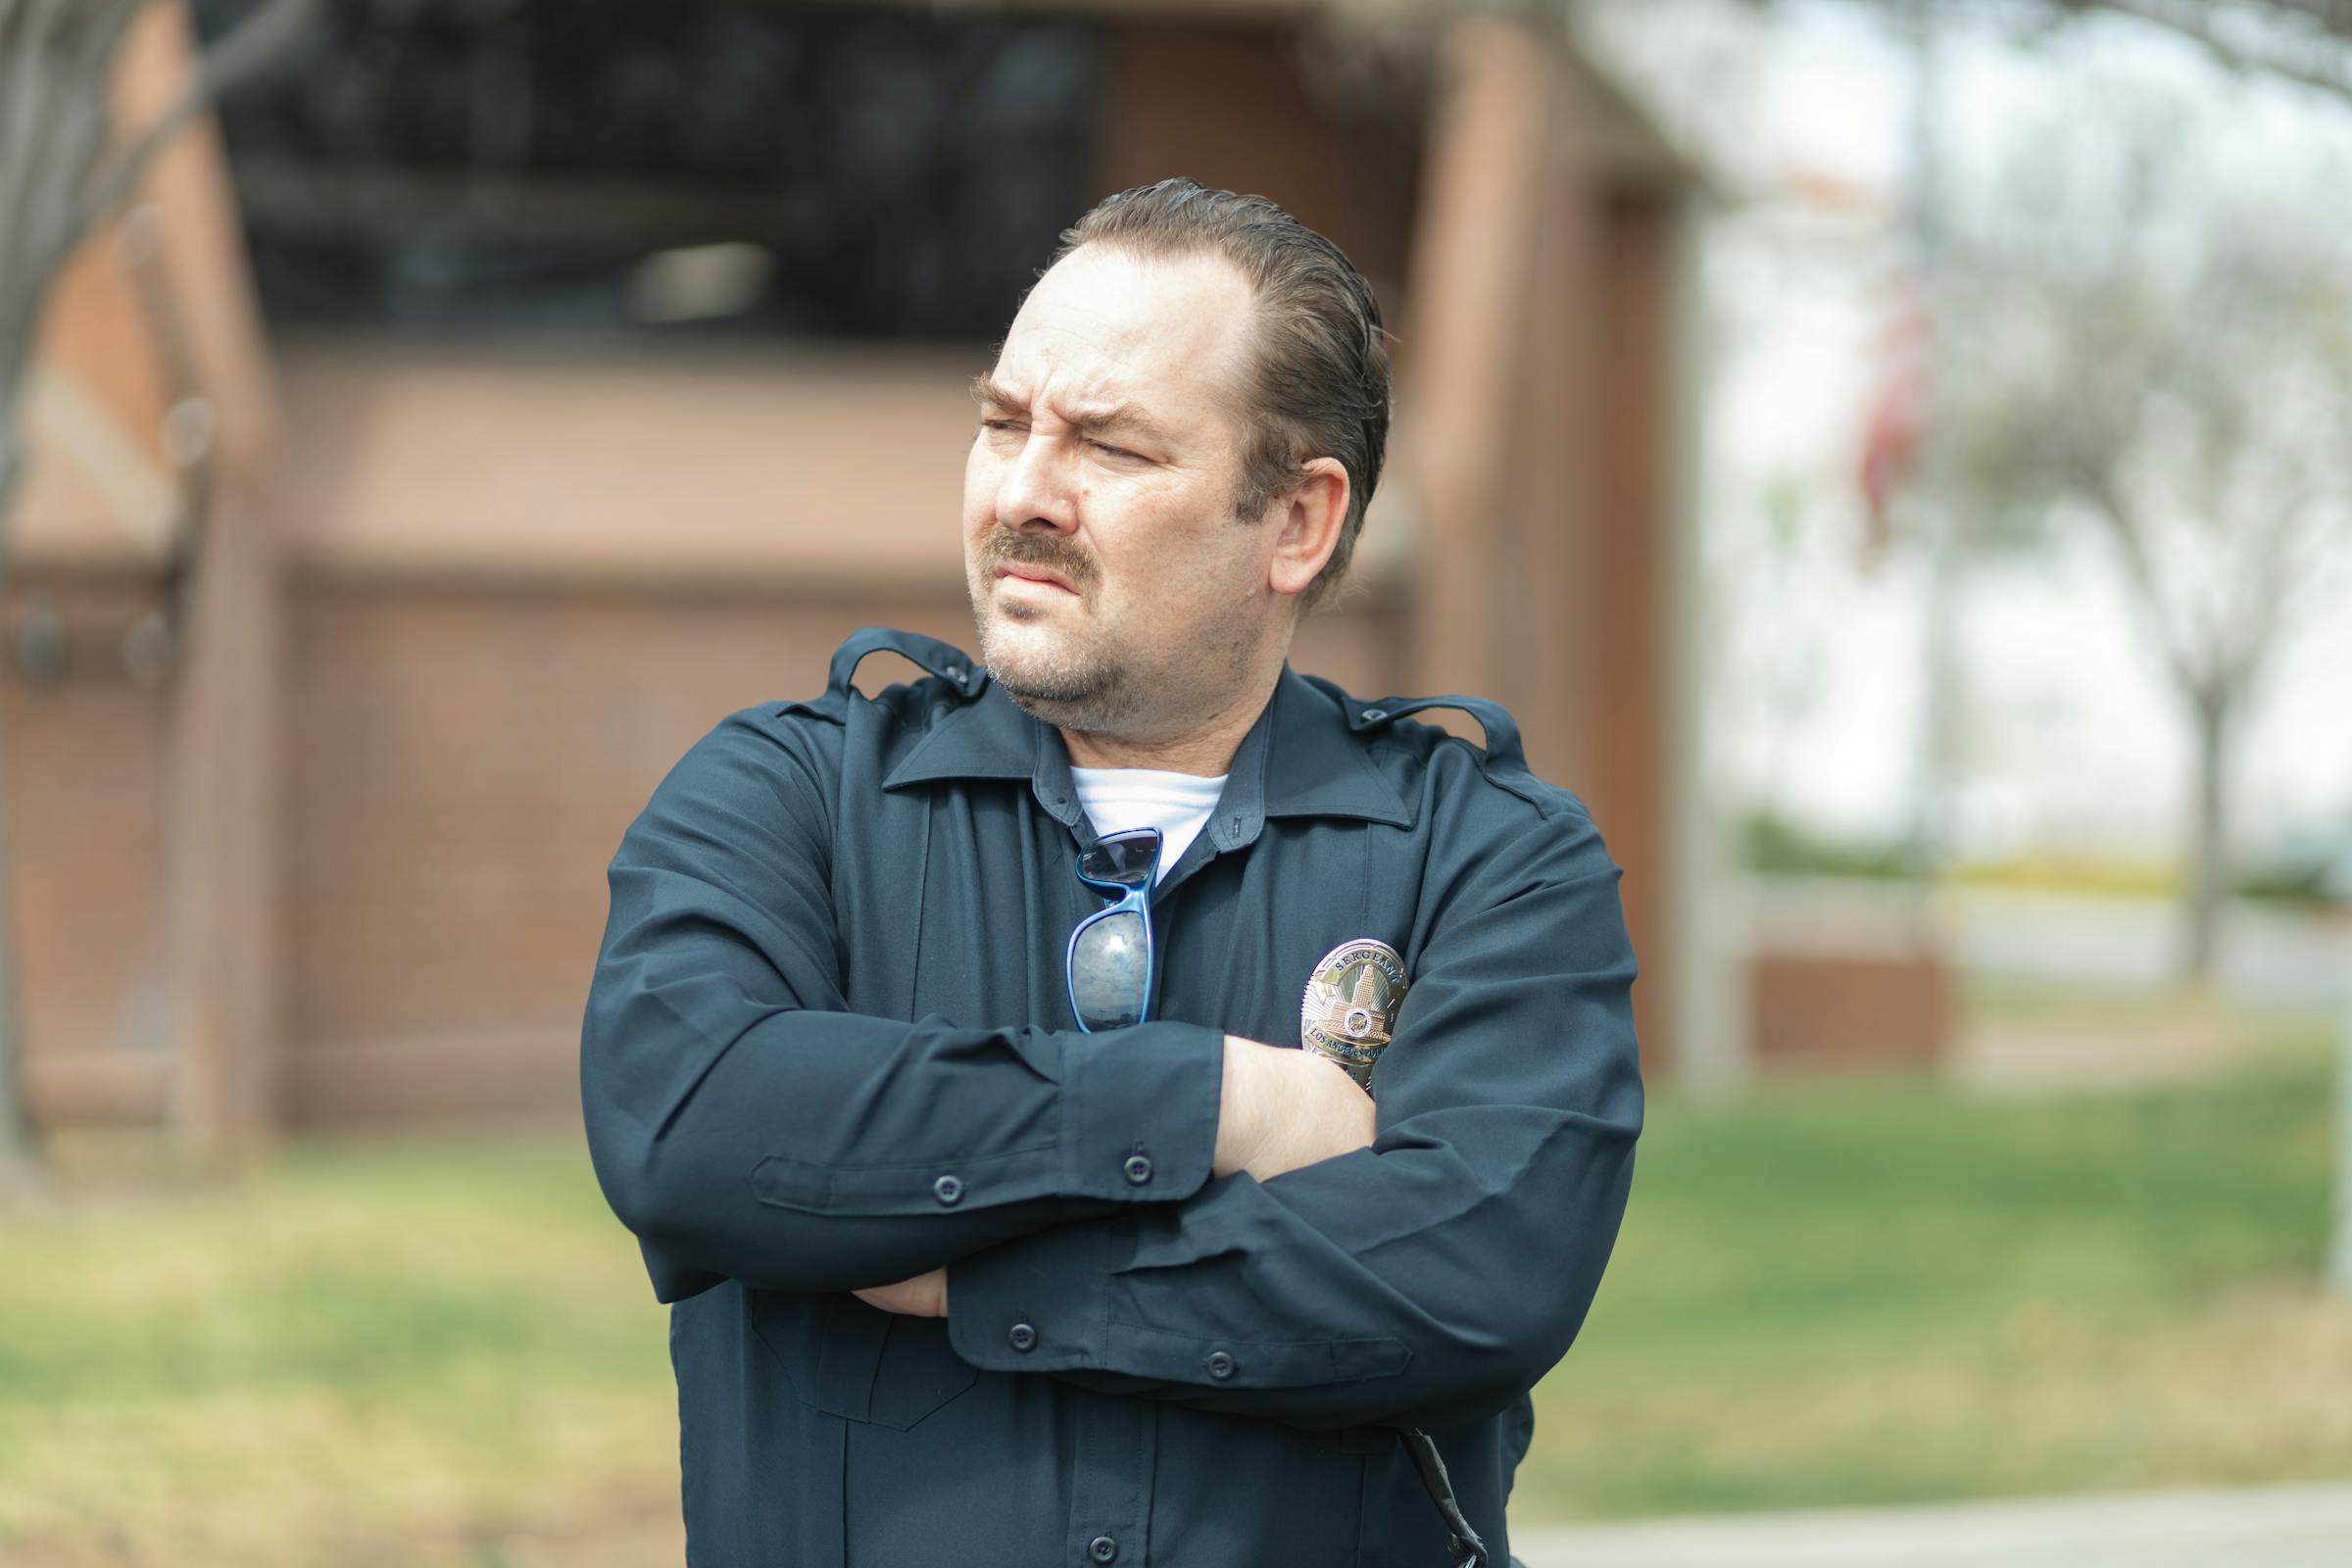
[{"left": 882, "top": 663, "right": 1411, "bottom": 844}]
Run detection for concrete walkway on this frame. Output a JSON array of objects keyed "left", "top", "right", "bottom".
[{"left": 1510, "top": 1482, "right": 2352, "bottom": 1567}]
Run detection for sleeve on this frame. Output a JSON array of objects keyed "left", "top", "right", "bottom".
[
  {"left": 579, "top": 706, "right": 1227, "bottom": 1304},
  {"left": 943, "top": 800, "right": 1642, "bottom": 1433}
]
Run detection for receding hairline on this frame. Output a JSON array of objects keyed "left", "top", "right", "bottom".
[{"left": 982, "top": 242, "right": 1275, "bottom": 440}]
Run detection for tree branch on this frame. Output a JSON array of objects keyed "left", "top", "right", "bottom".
[
  {"left": 2080, "top": 464, "right": 2204, "bottom": 698},
  {"left": 2051, "top": 0, "right": 2352, "bottom": 102},
  {"left": 1730, "top": 0, "right": 2352, "bottom": 105},
  {"left": 0, "top": 0, "right": 128, "bottom": 320},
  {"left": 6, "top": 0, "right": 149, "bottom": 321},
  {"left": 75, "top": 0, "right": 320, "bottom": 241}
]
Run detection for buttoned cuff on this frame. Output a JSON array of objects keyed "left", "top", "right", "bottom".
[
  {"left": 947, "top": 1213, "right": 1116, "bottom": 1374},
  {"left": 1055, "top": 1018, "right": 1222, "bottom": 1204},
  {"left": 945, "top": 1206, "right": 1413, "bottom": 1391}
]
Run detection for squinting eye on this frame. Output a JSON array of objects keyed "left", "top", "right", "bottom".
[{"left": 1090, "top": 440, "right": 1142, "bottom": 461}]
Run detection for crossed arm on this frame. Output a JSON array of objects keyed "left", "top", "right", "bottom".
[
  {"left": 581, "top": 710, "right": 1642, "bottom": 1432},
  {"left": 850, "top": 1037, "right": 1378, "bottom": 1315}
]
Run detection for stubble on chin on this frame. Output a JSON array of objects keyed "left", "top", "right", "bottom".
[{"left": 969, "top": 592, "right": 1143, "bottom": 733}]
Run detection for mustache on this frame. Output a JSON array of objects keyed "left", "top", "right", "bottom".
[{"left": 978, "top": 529, "right": 1097, "bottom": 592}]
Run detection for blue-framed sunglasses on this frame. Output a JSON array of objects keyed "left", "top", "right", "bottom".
[{"left": 1065, "top": 827, "right": 1160, "bottom": 1032}]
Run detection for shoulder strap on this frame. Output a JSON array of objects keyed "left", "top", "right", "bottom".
[
  {"left": 826, "top": 626, "right": 988, "bottom": 702},
  {"left": 779, "top": 627, "right": 987, "bottom": 725},
  {"left": 1344, "top": 692, "right": 1527, "bottom": 775}
]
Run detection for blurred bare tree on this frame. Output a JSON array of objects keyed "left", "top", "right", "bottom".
[
  {"left": 0, "top": 0, "right": 314, "bottom": 1182},
  {"left": 2041, "top": 0, "right": 2352, "bottom": 101},
  {"left": 1938, "top": 90, "right": 2352, "bottom": 983},
  {"left": 1761, "top": 1, "right": 2352, "bottom": 103}
]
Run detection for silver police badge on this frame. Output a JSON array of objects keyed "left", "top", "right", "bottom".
[{"left": 1300, "top": 939, "right": 1409, "bottom": 1092}]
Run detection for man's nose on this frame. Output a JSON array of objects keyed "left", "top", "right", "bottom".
[{"left": 995, "top": 434, "right": 1078, "bottom": 534}]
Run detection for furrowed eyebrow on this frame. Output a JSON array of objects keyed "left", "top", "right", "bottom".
[
  {"left": 970, "top": 374, "right": 1168, "bottom": 446},
  {"left": 1066, "top": 403, "right": 1169, "bottom": 444},
  {"left": 971, "top": 373, "right": 1024, "bottom": 412}
]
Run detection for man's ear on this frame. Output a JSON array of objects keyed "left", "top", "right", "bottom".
[{"left": 1267, "top": 457, "right": 1350, "bottom": 600}]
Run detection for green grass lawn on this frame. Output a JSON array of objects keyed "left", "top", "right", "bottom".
[
  {"left": 1522, "top": 1027, "right": 2352, "bottom": 1519},
  {"left": 3, "top": 1032, "right": 2347, "bottom": 1561},
  {"left": 0, "top": 1141, "right": 681, "bottom": 1566}
]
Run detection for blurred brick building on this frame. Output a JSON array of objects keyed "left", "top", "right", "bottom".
[{"left": 12, "top": 0, "right": 1722, "bottom": 1142}]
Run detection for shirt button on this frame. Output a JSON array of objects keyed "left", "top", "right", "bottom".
[
  {"left": 932, "top": 1174, "right": 964, "bottom": 1206},
  {"left": 1205, "top": 1349, "right": 1237, "bottom": 1380},
  {"left": 1122, "top": 1153, "right": 1153, "bottom": 1186},
  {"left": 1007, "top": 1322, "right": 1038, "bottom": 1353},
  {"left": 1362, "top": 708, "right": 1387, "bottom": 721},
  {"left": 1088, "top": 1536, "right": 1118, "bottom": 1564}
]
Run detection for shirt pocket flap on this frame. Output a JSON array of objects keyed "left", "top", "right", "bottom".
[{"left": 751, "top": 1291, "right": 978, "bottom": 1431}]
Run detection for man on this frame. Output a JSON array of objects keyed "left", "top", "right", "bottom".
[{"left": 581, "top": 178, "right": 1642, "bottom": 1568}]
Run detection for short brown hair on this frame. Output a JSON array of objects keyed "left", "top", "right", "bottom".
[{"left": 1045, "top": 179, "right": 1392, "bottom": 612}]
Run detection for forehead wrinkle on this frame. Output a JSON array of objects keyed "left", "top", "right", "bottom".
[
  {"left": 976, "top": 368, "right": 1179, "bottom": 446},
  {"left": 986, "top": 271, "right": 1257, "bottom": 449},
  {"left": 977, "top": 325, "right": 1131, "bottom": 410},
  {"left": 1053, "top": 249, "right": 1262, "bottom": 429}
]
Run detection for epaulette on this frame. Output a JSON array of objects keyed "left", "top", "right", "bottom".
[
  {"left": 778, "top": 626, "right": 989, "bottom": 723},
  {"left": 1307, "top": 678, "right": 1569, "bottom": 815}
]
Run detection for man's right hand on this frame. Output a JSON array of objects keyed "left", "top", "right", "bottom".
[{"left": 1212, "top": 1036, "right": 1376, "bottom": 1181}]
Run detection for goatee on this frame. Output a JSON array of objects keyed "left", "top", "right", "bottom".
[{"left": 968, "top": 527, "right": 1137, "bottom": 726}]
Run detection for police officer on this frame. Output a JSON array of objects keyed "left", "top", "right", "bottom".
[{"left": 581, "top": 179, "right": 1642, "bottom": 1568}]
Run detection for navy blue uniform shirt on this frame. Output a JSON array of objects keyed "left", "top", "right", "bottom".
[{"left": 581, "top": 626, "right": 1643, "bottom": 1568}]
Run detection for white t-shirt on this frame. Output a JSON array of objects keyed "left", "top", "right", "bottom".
[{"left": 1068, "top": 766, "right": 1229, "bottom": 884}]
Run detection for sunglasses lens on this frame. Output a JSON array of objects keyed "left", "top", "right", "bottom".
[
  {"left": 1079, "top": 830, "right": 1159, "bottom": 890},
  {"left": 1069, "top": 907, "right": 1150, "bottom": 1031}
]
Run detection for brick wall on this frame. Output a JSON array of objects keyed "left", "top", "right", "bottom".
[{"left": 3, "top": 579, "right": 175, "bottom": 1125}]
